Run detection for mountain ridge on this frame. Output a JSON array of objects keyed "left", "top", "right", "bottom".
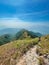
[
  {"left": 0, "top": 29, "right": 42, "bottom": 45},
  {"left": 15, "top": 29, "right": 42, "bottom": 40}
]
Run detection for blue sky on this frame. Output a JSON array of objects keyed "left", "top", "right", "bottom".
[{"left": 0, "top": 0, "right": 49, "bottom": 34}]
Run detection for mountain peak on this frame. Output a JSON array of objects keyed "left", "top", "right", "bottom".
[{"left": 15, "top": 29, "right": 42, "bottom": 40}]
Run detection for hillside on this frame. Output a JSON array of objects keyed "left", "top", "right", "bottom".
[
  {"left": 15, "top": 29, "right": 42, "bottom": 40},
  {"left": 37, "top": 35, "right": 49, "bottom": 65},
  {"left": 0, "top": 38, "right": 39, "bottom": 65},
  {"left": 37, "top": 34, "right": 49, "bottom": 55},
  {"left": 0, "top": 32, "right": 49, "bottom": 65},
  {"left": 0, "top": 29, "right": 42, "bottom": 45}
]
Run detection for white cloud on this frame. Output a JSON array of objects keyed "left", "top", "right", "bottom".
[
  {"left": 0, "top": 18, "right": 49, "bottom": 34},
  {"left": 0, "top": 18, "right": 49, "bottom": 28},
  {"left": 0, "top": 18, "right": 31, "bottom": 28}
]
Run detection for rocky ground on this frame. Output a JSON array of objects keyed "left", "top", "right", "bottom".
[{"left": 16, "top": 46, "right": 39, "bottom": 65}]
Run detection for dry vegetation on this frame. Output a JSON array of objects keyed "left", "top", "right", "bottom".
[
  {"left": 0, "top": 34, "right": 49, "bottom": 65},
  {"left": 36, "top": 35, "right": 49, "bottom": 65},
  {"left": 37, "top": 35, "right": 49, "bottom": 55},
  {"left": 0, "top": 38, "right": 39, "bottom": 65}
]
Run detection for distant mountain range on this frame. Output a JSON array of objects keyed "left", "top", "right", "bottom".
[
  {"left": 0, "top": 29, "right": 42, "bottom": 45},
  {"left": 0, "top": 28, "right": 20, "bottom": 35},
  {"left": 0, "top": 28, "right": 42, "bottom": 36}
]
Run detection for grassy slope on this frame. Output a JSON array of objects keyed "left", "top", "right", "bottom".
[
  {"left": 36, "top": 35, "right": 49, "bottom": 65},
  {"left": 0, "top": 34, "right": 49, "bottom": 65},
  {"left": 37, "top": 34, "right": 49, "bottom": 55},
  {"left": 0, "top": 38, "right": 39, "bottom": 64}
]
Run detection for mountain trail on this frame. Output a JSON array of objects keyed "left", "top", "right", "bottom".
[{"left": 16, "top": 46, "right": 39, "bottom": 65}]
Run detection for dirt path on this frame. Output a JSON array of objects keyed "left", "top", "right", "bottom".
[{"left": 16, "top": 46, "right": 39, "bottom": 65}]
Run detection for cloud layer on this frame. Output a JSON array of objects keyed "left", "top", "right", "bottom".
[{"left": 0, "top": 18, "right": 49, "bottom": 34}]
